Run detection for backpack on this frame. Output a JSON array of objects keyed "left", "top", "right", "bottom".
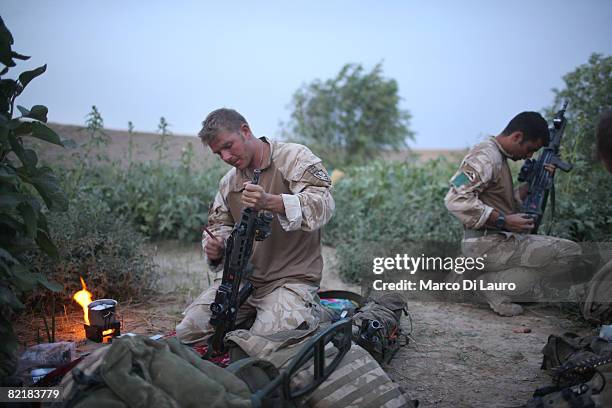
[
  {"left": 58, "top": 335, "right": 253, "bottom": 408},
  {"left": 351, "top": 293, "right": 410, "bottom": 365},
  {"left": 582, "top": 259, "right": 612, "bottom": 325},
  {"left": 226, "top": 320, "right": 416, "bottom": 408},
  {"left": 522, "top": 333, "right": 612, "bottom": 408}
]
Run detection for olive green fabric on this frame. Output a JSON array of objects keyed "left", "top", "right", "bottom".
[{"left": 61, "top": 335, "right": 252, "bottom": 408}]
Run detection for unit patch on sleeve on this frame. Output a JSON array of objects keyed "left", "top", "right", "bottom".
[{"left": 306, "top": 164, "right": 331, "bottom": 183}]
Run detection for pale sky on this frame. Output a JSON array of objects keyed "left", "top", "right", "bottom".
[{"left": 2, "top": 1, "right": 611, "bottom": 148}]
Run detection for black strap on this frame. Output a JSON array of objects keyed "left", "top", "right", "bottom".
[{"left": 546, "top": 184, "right": 556, "bottom": 235}]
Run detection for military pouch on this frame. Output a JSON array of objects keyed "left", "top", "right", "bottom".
[{"left": 352, "top": 293, "right": 410, "bottom": 365}]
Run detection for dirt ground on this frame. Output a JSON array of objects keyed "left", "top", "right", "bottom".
[{"left": 13, "top": 243, "right": 594, "bottom": 407}]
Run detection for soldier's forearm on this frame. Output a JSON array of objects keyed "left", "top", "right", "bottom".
[{"left": 263, "top": 192, "right": 286, "bottom": 215}]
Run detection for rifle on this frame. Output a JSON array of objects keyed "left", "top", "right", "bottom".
[
  {"left": 518, "top": 101, "right": 573, "bottom": 233},
  {"left": 208, "top": 169, "right": 273, "bottom": 354}
]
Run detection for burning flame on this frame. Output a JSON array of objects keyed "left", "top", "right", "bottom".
[
  {"left": 73, "top": 277, "right": 93, "bottom": 325},
  {"left": 102, "top": 329, "right": 114, "bottom": 336}
]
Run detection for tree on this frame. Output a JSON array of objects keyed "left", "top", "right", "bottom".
[
  {"left": 544, "top": 53, "right": 612, "bottom": 241},
  {"left": 284, "top": 63, "right": 414, "bottom": 168},
  {"left": 0, "top": 16, "right": 66, "bottom": 382},
  {"left": 549, "top": 53, "right": 612, "bottom": 168}
]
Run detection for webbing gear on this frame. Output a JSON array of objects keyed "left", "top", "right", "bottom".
[
  {"left": 250, "top": 318, "right": 352, "bottom": 407},
  {"left": 352, "top": 293, "right": 409, "bottom": 365}
]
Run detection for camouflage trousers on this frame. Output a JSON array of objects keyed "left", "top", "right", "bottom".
[
  {"left": 176, "top": 281, "right": 319, "bottom": 345},
  {"left": 462, "top": 232, "right": 583, "bottom": 303}
]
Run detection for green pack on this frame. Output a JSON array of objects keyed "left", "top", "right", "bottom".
[
  {"left": 59, "top": 335, "right": 252, "bottom": 408},
  {"left": 352, "top": 293, "right": 409, "bottom": 365}
]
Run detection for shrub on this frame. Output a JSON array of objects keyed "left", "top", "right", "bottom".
[
  {"left": 24, "top": 190, "right": 157, "bottom": 304},
  {"left": 73, "top": 160, "right": 228, "bottom": 242},
  {"left": 325, "top": 158, "right": 462, "bottom": 282}
]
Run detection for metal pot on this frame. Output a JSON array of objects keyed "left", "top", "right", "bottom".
[{"left": 88, "top": 299, "right": 117, "bottom": 327}]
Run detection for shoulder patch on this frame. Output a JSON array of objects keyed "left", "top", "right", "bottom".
[
  {"left": 306, "top": 164, "right": 331, "bottom": 183},
  {"left": 451, "top": 171, "right": 475, "bottom": 188}
]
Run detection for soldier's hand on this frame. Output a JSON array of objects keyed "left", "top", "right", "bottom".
[
  {"left": 505, "top": 213, "right": 535, "bottom": 233},
  {"left": 242, "top": 182, "right": 269, "bottom": 211},
  {"left": 205, "top": 237, "right": 225, "bottom": 261},
  {"left": 544, "top": 163, "right": 556, "bottom": 175}
]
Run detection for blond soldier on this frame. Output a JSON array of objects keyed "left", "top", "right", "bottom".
[
  {"left": 445, "top": 111, "right": 581, "bottom": 316},
  {"left": 176, "top": 108, "right": 335, "bottom": 344}
]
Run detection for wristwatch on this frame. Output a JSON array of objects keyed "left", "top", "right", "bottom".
[{"left": 495, "top": 212, "right": 506, "bottom": 229}]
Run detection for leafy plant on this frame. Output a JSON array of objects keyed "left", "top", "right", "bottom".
[
  {"left": 71, "top": 159, "right": 227, "bottom": 242},
  {"left": 541, "top": 53, "right": 612, "bottom": 241},
  {"left": 284, "top": 62, "right": 414, "bottom": 169},
  {"left": 153, "top": 116, "right": 171, "bottom": 162},
  {"left": 325, "top": 158, "right": 462, "bottom": 282},
  {"left": 0, "top": 17, "right": 67, "bottom": 382},
  {"left": 25, "top": 190, "right": 157, "bottom": 305}
]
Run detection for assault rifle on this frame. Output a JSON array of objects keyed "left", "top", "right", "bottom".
[
  {"left": 518, "top": 101, "right": 573, "bottom": 233},
  {"left": 208, "top": 169, "right": 273, "bottom": 354}
]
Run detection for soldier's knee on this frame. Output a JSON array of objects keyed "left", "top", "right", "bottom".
[
  {"left": 558, "top": 239, "right": 582, "bottom": 258},
  {"left": 175, "top": 309, "right": 212, "bottom": 344}
]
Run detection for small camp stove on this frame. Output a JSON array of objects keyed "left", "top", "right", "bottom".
[{"left": 85, "top": 299, "right": 121, "bottom": 342}]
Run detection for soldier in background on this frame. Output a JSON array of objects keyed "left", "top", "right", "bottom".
[
  {"left": 176, "top": 108, "right": 335, "bottom": 343},
  {"left": 596, "top": 110, "right": 612, "bottom": 172},
  {"left": 582, "top": 109, "right": 612, "bottom": 324},
  {"left": 445, "top": 111, "right": 581, "bottom": 316}
]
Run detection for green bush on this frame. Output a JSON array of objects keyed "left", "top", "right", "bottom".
[
  {"left": 0, "top": 17, "right": 67, "bottom": 381},
  {"left": 325, "top": 158, "right": 462, "bottom": 282},
  {"left": 541, "top": 53, "right": 612, "bottom": 241},
  {"left": 73, "top": 160, "right": 228, "bottom": 242},
  {"left": 25, "top": 190, "right": 157, "bottom": 304}
]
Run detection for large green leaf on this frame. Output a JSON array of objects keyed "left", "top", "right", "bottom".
[
  {"left": 0, "top": 79, "right": 18, "bottom": 101},
  {"left": 17, "top": 202, "right": 37, "bottom": 238},
  {"left": 0, "top": 248, "right": 18, "bottom": 265},
  {"left": 26, "top": 105, "right": 48, "bottom": 122},
  {"left": 8, "top": 133, "right": 37, "bottom": 169},
  {"left": 0, "top": 213, "right": 25, "bottom": 233},
  {"left": 11, "top": 51, "right": 29, "bottom": 61},
  {"left": 0, "top": 286, "right": 24, "bottom": 310},
  {"left": 34, "top": 228, "right": 58, "bottom": 258},
  {"left": 0, "top": 16, "right": 15, "bottom": 68},
  {"left": 10, "top": 264, "right": 37, "bottom": 292},
  {"left": 29, "top": 121, "right": 61, "bottom": 145},
  {"left": 10, "top": 120, "right": 32, "bottom": 135},
  {"left": 18, "top": 64, "right": 46, "bottom": 89},
  {"left": 29, "top": 167, "right": 68, "bottom": 211},
  {"left": 0, "top": 165, "right": 17, "bottom": 185},
  {"left": 34, "top": 273, "right": 62, "bottom": 292},
  {"left": 0, "top": 192, "right": 28, "bottom": 210}
]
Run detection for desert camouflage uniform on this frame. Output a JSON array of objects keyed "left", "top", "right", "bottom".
[
  {"left": 177, "top": 137, "right": 334, "bottom": 344},
  {"left": 444, "top": 137, "right": 581, "bottom": 309}
]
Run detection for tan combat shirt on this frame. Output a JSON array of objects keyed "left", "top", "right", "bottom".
[
  {"left": 445, "top": 137, "right": 522, "bottom": 229},
  {"left": 204, "top": 137, "right": 334, "bottom": 297}
]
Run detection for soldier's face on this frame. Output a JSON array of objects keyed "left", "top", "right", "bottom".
[
  {"left": 510, "top": 133, "right": 545, "bottom": 160},
  {"left": 208, "top": 129, "right": 253, "bottom": 170}
]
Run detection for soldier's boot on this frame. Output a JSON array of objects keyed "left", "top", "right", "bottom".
[{"left": 483, "top": 291, "right": 523, "bottom": 317}]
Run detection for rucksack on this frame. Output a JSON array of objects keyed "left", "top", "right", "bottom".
[
  {"left": 351, "top": 293, "right": 410, "bottom": 365},
  {"left": 226, "top": 319, "right": 416, "bottom": 408},
  {"left": 521, "top": 333, "right": 612, "bottom": 408},
  {"left": 58, "top": 335, "right": 253, "bottom": 408},
  {"left": 582, "top": 259, "right": 612, "bottom": 325}
]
